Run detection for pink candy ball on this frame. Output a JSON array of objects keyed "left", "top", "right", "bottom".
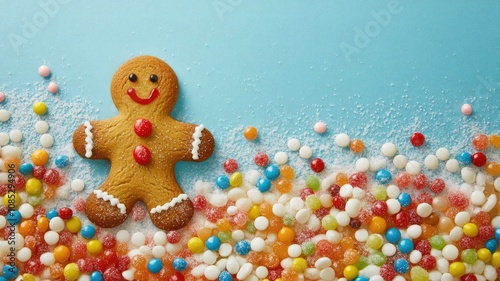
[
  {"left": 461, "top": 103, "right": 472, "bottom": 115},
  {"left": 47, "top": 81, "right": 58, "bottom": 94},
  {"left": 38, "top": 65, "right": 51, "bottom": 77},
  {"left": 314, "top": 121, "right": 327, "bottom": 134},
  {"left": 0, "top": 92, "right": 5, "bottom": 103}
]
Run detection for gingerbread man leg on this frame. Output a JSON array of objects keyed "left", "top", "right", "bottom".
[
  {"left": 85, "top": 179, "right": 137, "bottom": 228},
  {"left": 143, "top": 181, "right": 194, "bottom": 231}
]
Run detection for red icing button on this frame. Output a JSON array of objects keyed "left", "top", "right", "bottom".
[
  {"left": 133, "top": 145, "right": 151, "bottom": 165},
  {"left": 134, "top": 118, "right": 153, "bottom": 137}
]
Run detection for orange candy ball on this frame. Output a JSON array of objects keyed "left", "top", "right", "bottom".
[
  {"left": 472, "top": 134, "right": 489, "bottom": 150},
  {"left": 343, "top": 249, "right": 359, "bottom": 265},
  {"left": 279, "top": 165, "right": 295, "bottom": 179},
  {"left": 4, "top": 157, "right": 20, "bottom": 171},
  {"left": 272, "top": 242, "right": 289, "bottom": 260},
  {"left": 19, "top": 220, "right": 36, "bottom": 237},
  {"left": 53, "top": 245, "right": 71, "bottom": 263},
  {"left": 216, "top": 219, "right": 231, "bottom": 231},
  {"left": 340, "top": 237, "right": 355, "bottom": 251},
  {"left": 37, "top": 217, "right": 49, "bottom": 233},
  {"left": 368, "top": 216, "right": 387, "bottom": 234},
  {"left": 490, "top": 134, "right": 500, "bottom": 148},
  {"left": 31, "top": 149, "right": 49, "bottom": 166},
  {"left": 485, "top": 162, "right": 500, "bottom": 176},
  {"left": 276, "top": 179, "right": 292, "bottom": 193},
  {"left": 278, "top": 227, "right": 295, "bottom": 244},
  {"left": 335, "top": 172, "right": 349, "bottom": 186},
  {"left": 350, "top": 139, "right": 364, "bottom": 154},
  {"left": 243, "top": 126, "right": 258, "bottom": 141}
]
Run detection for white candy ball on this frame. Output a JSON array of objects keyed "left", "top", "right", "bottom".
[
  {"left": 461, "top": 167, "right": 476, "bottom": 184},
  {"left": 449, "top": 227, "right": 464, "bottom": 242},
  {"left": 250, "top": 237, "right": 266, "bottom": 252},
  {"left": 495, "top": 177, "right": 500, "bottom": 192},
  {"left": 409, "top": 250, "right": 422, "bottom": 264},
  {"left": 345, "top": 198, "right": 362, "bottom": 218},
  {"left": 295, "top": 209, "right": 311, "bottom": 224},
  {"left": 442, "top": 245, "right": 459, "bottom": 260},
  {"left": 204, "top": 265, "right": 221, "bottom": 280},
  {"left": 381, "top": 143, "right": 397, "bottom": 157},
  {"left": 71, "top": 179, "right": 85, "bottom": 192},
  {"left": 386, "top": 198, "right": 401, "bottom": 215},
  {"left": 274, "top": 151, "right": 288, "bottom": 164},
  {"left": 116, "top": 230, "right": 131, "bottom": 242},
  {"left": 393, "top": 155, "right": 408, "bottom": 169},
  {"left": 40, "top": 133, "right": 54, "bottom": 148},
  {"left": 339, "top": 184, "right": 354, "bottom": 198},
  {"left": 471, "top": 190, "right": 486, "bottom": 206},
  {"left": 254, "top": 216, "right": 269, "bottom": 231},
  {"left": 386, "top": 185, "right": 400, "bottom": 199},
  {"left": 382, "top": 243, "right": 396, "bottom": 256},
  {"left": 9, "top": 129, "right": 22, "bottom": 143},
  {"left": 355, "top": 158, "right": 370, "bottom": 172},
  {"left": 405, "top": 160, "right": 421, "bottom": 175},
  {"left": 287, "top": 138, "right": 301, "bottom": 151},
  {"left": 0, "top": 132, "right": 9, "bottom": 145},
  {"left": 354, "top": 229, "right": 369, "bottom": 242},
  {"left": 424, "top": 155, "right": 439, "bottom": 170},
  {"left": 445, "top": 159, "right": 460, "bottom": 172},
  {"left": 272, "top": 203, "right": 286, "bottom": 217},
  {"left": 44, "top": 231, "right": 59, "bottom": 245},
  {"left": 290, "top": 197, "right": 304, "bottom": 210},
  {"left": 335, "top": 133, "right": 350, "bottom": 147},
  {"left": 288, "top": 244, "right": 302, "bottom": 257},
  {"left": 35, "top": 120, "right": 49, "bottom": 134},
  {"left": 131, "top": 232, "right": 146, "bottom": 246},
  {"left": 299, "top": 146, "right": 313, "bottom": 159},
  {"left": 436, "top": 148, "right": 450, "bottom": 160},
  {"left": 336, "top": 212, "right": 351, "bottom": 227},
  {"left": 219, "top": 243, "right": 232, "bottom": 257},
  {"left": 19, "top": 203, "right": 35, "bottom": 218},
  {"left": 454, "top": 211, "right": 470, "bottom": 226},
  {"left": 0, "top": 109, "right": 10, "bottom": 122},
  {"left": 416, "top": 203, "right": 432, "bottom": 218},
  {"left": 40, "top": 252, "right": 56, "bottom": 266},
  {"left": 49, "top": 217, "right": 65, "bottom": 232},
  {"left": 16, "top": 247, "right": 32, "bottom": 262},
  {"left": 407, "top": 225, "right": 422, "bottom": 239}
]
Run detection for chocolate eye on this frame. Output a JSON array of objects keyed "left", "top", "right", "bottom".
[
  {"left": 150, "top": 74, "right": 158, "bottom": 83},
  {"left": 128, "top": 73, "right": 137, "bottom": 82}
]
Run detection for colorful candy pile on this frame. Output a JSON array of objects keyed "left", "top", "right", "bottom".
[{"left": 0, "top": 66, "right": 500, "bottom": 281}]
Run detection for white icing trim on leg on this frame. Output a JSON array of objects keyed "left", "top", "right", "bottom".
[
  {"left": 191, "top": 124, "right": 204, "bottom": 160},
  {"left": 151, "top": 194, "right": 189, "bottom": 214},
  {"left": 84, "top": 121, "right": 94, "bottom": 158},
  {"left": 94, "top": 190, "right": 126, "bottom": 214}
]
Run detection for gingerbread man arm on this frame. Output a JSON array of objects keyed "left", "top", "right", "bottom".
[
  {"left": 172, "top": 121, "right": 215, "bottom": 162},
  {"left": 73, "top": 119, "right": 118, "bottom": 160}
]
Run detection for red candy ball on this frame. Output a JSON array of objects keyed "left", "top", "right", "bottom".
[
  {"left": 471, "top": 152, "right": 487, "bottom": 167},
  {"left": 223, "top": 158, "right": 238, "bottom": 173},
  {"left": 412, "top": 173, "right": 428, "bottom": 190},
  {"left": 410, "top": 132, "right": 425, "bottom": 147},
  {"left": 102, "top": 234, "right": 117, "bottom": 249},
  {"left": 167, "top": 230, "right": 181, "bottom": 244},
  {"left": 134, "top": 118, "right": 153, "bottom": 137},
  {"left": 103, "top": 267, "right": 123, "bottom": 281},
  {"left": 394, "top": 172, "right": 411, "bottom": 188},
  {"left": 254, "top": 152, "right": 269, "bottom": 167},
  {"left": 24, "top": 258, "right": 44, "bottom": 275},
  {"left": 332, "top": 196, "right": 346, "bottom": 210},
  {"left": 372, "top": 201, "right": 388, "bottom": 216},
  {"left": 392, "top": 211, "right": 410, "bottom": 228},
  {"left": 327, "top": 184, "right": 340, "bottom": 197},
  {"left": 58, "top": 207, "right": 73, "bottom": 220},
  {"left": 310, "top": 158, "right": 325, "bottom": 173},
  {"left": 192, "top": 195, "right": 207, "bottom": 211},
  {"left": 32, "top": 166, "right": 46, "bottom": 179},
  {"left": 299, "top": 188, "right": 315, "bottom": 200},
  {"left": 13, "top": 174, "right": 26, "bottom": 190},
  {"left": 169, "top": 272, "right": 185, "bottom": 281},
  {"left": 43, "top": 168, "right": 61, "bottom": 186},
  {"left": 419, "top": 254, "right": 436, "bottom": 271},
  {"left": 429, "top": 178, "right": 445, "bottom": 194},
  {"left": 461, "top": 274, "right": 478, "bottom": 281},
  {"left": 417, "top": 193, "right": 433, "bottom": 205},
  {"left": 349, "top": 172, "right": 368, "bottom": 188},
  {"left": 133, "top": 145, "right": 151, "bottom": 165}
]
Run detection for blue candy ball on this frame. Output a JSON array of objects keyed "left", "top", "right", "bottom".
[
  {"left": 6, "top": 210, "right": 22, "bottom": 225},
  {"left": 397, "top": 192, "right": 412, "bottom": 207},
  {"left": 55, "top": 155, "right": 70, "bottom": 168},
  {"left": 219, "top": 271, "right": 233, "bottom": 281},
  {"left": 90, "top": 271, "right": 104, "bottom": 281},
  {"left": 485, "top": 238, "right": 498, "bottom": 253},
  {"left": 172, "top": 257, "right": 188, "bottom": 271},
  {"left": 495, "top": 227, "right": 500, "bottom": 241},
  {"left": 264, "top": 164, "right": 280, "bottom": 180},
  {"left": 148, "top": 258, "right": 163, "bottom": 273},
  {"left": 19, "top": 163, "right": 33, "bottom": 175},
  {"left": 375, "top": 169, "right": 392, "bottom": 184},
  {"left": 216, "top": 175, "right": 230, "bottom": 190},
  {"left": 354, "top": 276, "right": 370, "bottom": 281},
  {"left": 235, "top": 240, "right": 251, "bottom": 255},
  {"left": 385, "top": 227, "right": 401, "bottom": 244},
  {"left": 206, "top": 235, "right": 221, "bottom": 251},
  {"left": 457, "top": 152, "right": 472, "bottom": 165},
  {"left": 0, "top": 276, "right": 7, "bottom": 281},
  {"left": 80, "top": 224, "right": 96, "bottom": 239},
  {"left": 2, "top": 265, "right": 18, "bottom": 280},
  {"left": 394, "top": 259, "right": 409, "bottom": 273},
  {"left": 398, "top": 238, "right": 414, "bottom": 254},
  {"left": 46, "top": 209, "right": 59, "bottom": 220},
  {"left": 257, "top": 178, "right": 271, "bottom": 192}
]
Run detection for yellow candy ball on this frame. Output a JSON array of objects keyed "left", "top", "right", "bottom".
[
  {"left": 462, "top": 223, "right": 478, "bottom": 237},
  {"left": 491, "top": 252, "right": 500, "bottom": 268},
  {"left": 21, "top": 274, "right": 36, "bottom": 281},
  {"left": 87, "top": 239, "right": 103, "bottom": 255},
  {"left": 230, "top": 172, "right": 242, "bottom": 187},
  {"left": 477, "top": 248, "right": 492, "bottom": 263},
  {"left": 248, "top": 205, "right": 260, "bottom": 220},
  {"left": 33, "top": 101, "right": 47, "bottom": 115},
  {"left": 291, "top": 257, "right": 307, "bottom": 272},
  {"left": 63, "top": 262, "right": 81, "bottom": 281},
  {"left": 187, "top": 237, "right": 204, "bottom": 253},
  {"left": 343, "top": 265, "right": 359, "bottom": 280},
  {"left": 66, "top": 216, "right": 82, "bottom": 233},
  {"left": 3, "top": 192, "right": 21, "bottom": 209},
  {"left": 26, "top": 178, "right": 43, "bottom": 196},
  {"left": 449, "top": 262, "right": 466, "bottom": 277}
]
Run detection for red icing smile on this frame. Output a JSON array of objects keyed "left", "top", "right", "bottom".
[{"left": 127, "top": 88, "right": 159, "bottom": 105}]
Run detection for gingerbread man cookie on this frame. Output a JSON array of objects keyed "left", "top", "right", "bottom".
[{"left": 73, "top": 56, "right": 215, "bottom": 230}]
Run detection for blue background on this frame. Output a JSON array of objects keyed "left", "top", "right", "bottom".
[{"left": 1, "top": 1, "right": 499, "bottom": 189}]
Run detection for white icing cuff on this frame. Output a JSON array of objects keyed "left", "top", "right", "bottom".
[
  {"left": 84, "top": 121, "right": 94, "bottom": 158},
  {"left": 191, "top": 124, "right": 204, "bottom": 160},
  {"left": 94, "top": 190, "right": 126, "bottom": 214},
  {"left": 151, "top": 194, "right": 189, "bottom": 214}
]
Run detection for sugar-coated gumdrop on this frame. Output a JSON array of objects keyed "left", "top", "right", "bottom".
[
  {"left": 223, "top": 158, "right": 238, "bottom": 173},
  {"left": 472, "top": 134, "right": 489, "bottom": 150},
  {"left": 254, "top": 152, "right": 269, "bottom": 167},
  {"left": 192, "top": 195, "right": 207, "bottom": 211},
  {"left": 349, "top": 172, "right": 368, "bottom": 188}
]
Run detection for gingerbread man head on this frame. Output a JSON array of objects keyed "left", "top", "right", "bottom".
[
  {"left": 110, "top": 55, "right": 179, "bottom": 114},
  {"left": 73, "top": 56, "right": 215, "bottom": 230}
]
